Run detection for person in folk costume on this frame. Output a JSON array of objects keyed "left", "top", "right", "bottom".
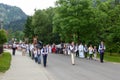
[
  {"left": 67, "top": 43, "right": 71, "bottom": 55},
  {"left": 98, "top": 41, "right": 106, "bottom": 63},
  {"left": 28, "top": 43, "right": 31, "bottom": 57},
  {"left": 88, "top": 44, "right": 94, "bottom": 60},
  {"left": 12, "top": 42, "right": 17, "bottom": 56},
  {"left": 37, "top": 48, "right": 41, "bottom": 64},
  {"left": 93, "top": 46, "right": 97, "bottom": 61},
  {"left": 41, "top": 45, "right": 48, "bottom": 67},
  {"left": 26, "top": 43, "right": 29, "bottom": 56},
  {"left": 75, "top": 43, "right": 79, "bottom": 57},
  {"left": 52, "top": 44, "right": 56, "bottom": 53},
  {"left": 78, "top": 43, "right": 84, "bottom": 58},
  {"left": 48, "top": 44, "right": 52, "bottom": 53},
  {"left": 30, "top": 43, "right": 34, "bottom": 59},
  {"left": 21, "top": 42, "right": 26, "bottom": 56},
  {"left": 63, "top": 44, "right": 68, "bottom": 55},
  {"left": 70, "top": 42, "right": 76, "bottom": 65},
  {"left": 84, "top": 44, "right": 88, "bottom": 59},
  {"left": 33, "top": 47, "right": 38, "bottom": 63}
]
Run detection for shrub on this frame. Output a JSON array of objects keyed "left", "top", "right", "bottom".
[{"left": 0, "top": 52, "right": 11, "bottom": 72}]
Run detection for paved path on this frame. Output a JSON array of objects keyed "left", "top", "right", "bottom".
[
  {"left": 1, "top": 49, "right": 55, "bottom": 80},
  {"left": 1, "top": 49, "right": 120, "bottom": 80}
]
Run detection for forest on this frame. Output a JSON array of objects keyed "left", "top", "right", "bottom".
[{"left": 24, "top": 0, "right": 120, "bottom": 54}]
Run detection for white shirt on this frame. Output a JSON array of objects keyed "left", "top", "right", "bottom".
[
  {"left": 41, "top": 47, "right": 48, "bottom": 55},
  {"left": 30, "top": 44, "right": 34, "bottom": 51},
  {"left": 12, "top": 43, "right": 16, "bottom": 48},
  {"left": 33, "top": 50, "right": 37, "bottom": 57},
  {"left": 78, "top": 44, "right": 84, "bottom": 52},
  {"left": 89, "top": 47, "right": 93, "bottom": 54}
]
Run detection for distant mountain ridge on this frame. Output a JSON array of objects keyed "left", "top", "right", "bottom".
[{"left": 0, "top": 3, "right": 27, "bottom": 31}]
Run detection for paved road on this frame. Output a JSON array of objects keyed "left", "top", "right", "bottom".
[
  {"left": 1, "top": 49, "right": 120, "bottom": 80},
  {"left": 46, "top": 54, "right": 120, "bottom": 80}
]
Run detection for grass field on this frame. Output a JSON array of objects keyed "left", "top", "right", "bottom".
[
  {"left": 97, "top": 53, "right": 120, "bottom": 63},
  {"left": 0, "top": 52, "right": 11, "bottom": 72}
]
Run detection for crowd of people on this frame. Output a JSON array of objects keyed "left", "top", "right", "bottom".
[
  {"left": 11, "top": 41, "right": 106, "bottom": 67},
  {"left": 11, "top": 42, "right": 53, "bottom": 67}
]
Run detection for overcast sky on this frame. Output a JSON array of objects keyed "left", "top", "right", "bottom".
[{"left": 0, "top": 0, "right": 57, "bottom": 15}]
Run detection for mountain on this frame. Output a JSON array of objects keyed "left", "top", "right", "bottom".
[{"left": 0, "top": 3, "right": 27, "bottom": 31}]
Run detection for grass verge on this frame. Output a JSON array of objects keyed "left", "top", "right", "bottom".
[
  {"left": 97, "top": 53, "right": 120, "bottom": 63},
  {"left": 0, "top": 52, "right": 11, "bottom": 72}
]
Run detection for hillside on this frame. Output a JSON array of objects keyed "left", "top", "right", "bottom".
[{"left": 0, "top": 3, "right": 27, "bottom": 31}]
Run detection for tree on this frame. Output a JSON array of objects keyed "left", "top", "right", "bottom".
[
  {"left": 53, "top": 0, "right": 96, "bottom": 43},
  {"left": 24, "top": 16, "right": 35, "bottom": 43},
  {"left": 0, "top": 29, "right": 7, "bottom": 44},
  {"left": 0, "top": 29, "right": 7, "bottom": 54}
]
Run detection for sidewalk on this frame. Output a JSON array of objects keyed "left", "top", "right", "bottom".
[{"left": 1, "top": 49, "right": 55, "bottom": 80}]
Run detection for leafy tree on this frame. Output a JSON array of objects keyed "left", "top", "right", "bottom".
[
  {"left": 32, "top": 10, "right": 51, "bottom": 43},
  {"left": 0, "top": 29, "right": 7, "bottom": 54},
  {"left": 0, "top": 29, "right": 7, "bottom": 44},
  {"left": 23, "top": 0, "right": 120, "bottom": 54},
  {"left": 24, "top": 16, "right": 34, "bottom": 43},
  {"left": 53, "top": 0, "right": 96, "bottom": 43}
]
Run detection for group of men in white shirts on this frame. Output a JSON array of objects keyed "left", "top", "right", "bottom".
[
  {"left": 63, "top": 41, "right": 105, "bottom": 65},
  {"left": 28, "top": 44, "right": 52, "bottom": 67},
  {"left": 15, "top": 42, "right": 52, "bottom": 67}
]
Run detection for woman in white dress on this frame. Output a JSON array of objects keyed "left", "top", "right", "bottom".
[{"left": 78, "top": 43, "right": 84, "bottom": 58}]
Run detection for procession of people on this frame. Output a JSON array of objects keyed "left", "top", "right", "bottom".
[{"left": 11, "top": 40, "right": 106, "bottom": 68}]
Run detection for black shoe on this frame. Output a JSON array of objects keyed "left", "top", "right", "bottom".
[{"left": 72, "top": 64, "right": 75, "bottom": 65}]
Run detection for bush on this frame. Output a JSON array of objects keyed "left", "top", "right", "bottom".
[{"left": 0, "top": 52, "right": 11, "bottom": 72}]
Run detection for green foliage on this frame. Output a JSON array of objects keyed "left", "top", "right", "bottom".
[
  {"left": 24, "top": 8, "right": 60, "bottom": 44},
  {"left": 53, "top": 0, "right": 120, "bottom": 53},
  {"left": 0, "top": 52, "right": 11, "bottom": 72},
  {"left": 24, "top": 16, "right": 34, "bottom": 43},
  {"left": 0, "top": 30, "right": 7, "bottom": 44},
  {"left": 24, "top": 0, "right": 120, "bottom": 54},
  {"left": 53, "top": 0, "right": 98, "bottom": 43}
]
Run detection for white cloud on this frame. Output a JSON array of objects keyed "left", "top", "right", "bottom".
[{"left": 0, "top": 0, "right": 56, "bottom": 15}]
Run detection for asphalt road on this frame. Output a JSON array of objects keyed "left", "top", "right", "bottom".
[
  {"left": 1, "top": 49, "right": 120, "bottom": 80},
  {"left": 45, "top": 53, "right": 120, "bottom": 80}
]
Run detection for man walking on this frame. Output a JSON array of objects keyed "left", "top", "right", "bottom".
[
  {"left": 41, "top": 45, "right": 48, "bottom": 67},
  {"left": 98, "top": 41, "right": 106, "bottom": 63},
  {"left": 12, "top": 42, "right": 17, "bottom": 56},
  {"left": 70, "top": 42, "right": 75, "bottom": 65}
]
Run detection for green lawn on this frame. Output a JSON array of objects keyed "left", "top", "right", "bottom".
[
  {"left": 98, "top": 53, "right": 120, "bottom": 63},
  {"left": 0, "top": 52, "right": 11, "bottom": 72}
]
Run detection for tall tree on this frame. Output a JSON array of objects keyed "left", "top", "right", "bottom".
[
  {"left": 0, "top": 29, "right": 7, "bottom": 54},
  {"left": 24, "top": 16, "right": 34, "bottom": 43},
  {"left": 53, "top": 0, "right": 97, "bottom": 43}
]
